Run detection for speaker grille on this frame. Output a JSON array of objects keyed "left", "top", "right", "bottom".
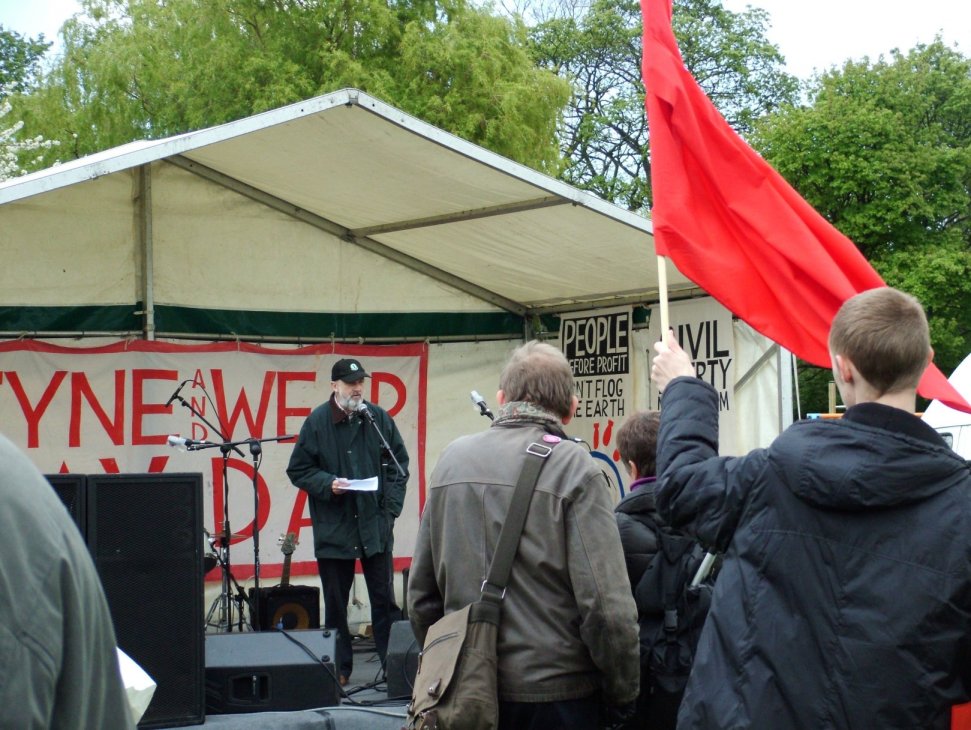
[
  {"left": 250, "top": 585, "right": 321, "bottom": 631},
  {"left": 87, "top": 473, "right": 205, "bottom": 728},
  {"left": 44, "top": 474, "right": 87, "bottom": 538}
]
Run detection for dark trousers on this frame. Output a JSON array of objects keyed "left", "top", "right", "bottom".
[
  {"left": 620, "top": 685, "right": 682, "bottom": 730},
  {"left": 499, "top": 697, "right": 602, "bottom": 730},
  {"left": 317, "top": 552, "right": 399, "bottom": 677}
]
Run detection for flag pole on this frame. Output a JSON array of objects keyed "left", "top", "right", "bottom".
[
  {"left": 657, "top": 254, "right": 670, "bottom": 336},
  {"left": 659, "top": 250, "right": 719, "bottom": 581}
]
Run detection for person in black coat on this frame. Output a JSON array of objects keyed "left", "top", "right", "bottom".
[
  {"left": 615, "top": 410, "right": 709, "bottom": 730},
  {"left": 651, "top": 287, "right": 971, "bottom": 729},
  {"left": 287, "top": 357, "right": 410, "bottom": 685},
  {"left": 615, "top": 411, "right": 663, "bottom": 590}
]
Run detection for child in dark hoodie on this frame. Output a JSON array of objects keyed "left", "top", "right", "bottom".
[{"left": 615, "top": 410, "right": 712, "bottom": 730}]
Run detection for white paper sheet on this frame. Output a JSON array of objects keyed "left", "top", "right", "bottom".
[
  {"left": 117, "top": 647, "right": 156, "bottom": 723},
  {"left": 339, "top": 476, "right": 378, "bottom": 492}
]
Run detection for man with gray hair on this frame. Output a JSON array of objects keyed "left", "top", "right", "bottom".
[{"left": 408, "top": 341, "right": 639, "bottom": 729}]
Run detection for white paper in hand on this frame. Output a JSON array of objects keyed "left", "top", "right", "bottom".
[
  {"left": 340, "top": 476, "right": 379, "bottom": 492},
  {"left": 116, "top": 647, "right": 157, "bottom": 723}
]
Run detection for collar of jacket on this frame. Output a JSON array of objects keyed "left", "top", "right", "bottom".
[
  {"left": 492, "top": 402, "right": 570, "bottom": 441},
  {"left": 329, "top": 393, "right": 354, "bottom": 424},
  {"left": 843, "top": 401, "right": 945, "bottom": 447}
]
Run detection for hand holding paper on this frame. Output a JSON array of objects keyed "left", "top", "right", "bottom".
[{"left": 337, "top": 476, "right": 379, "bottom": 492}]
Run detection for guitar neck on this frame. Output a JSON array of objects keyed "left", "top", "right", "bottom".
[{"left": 281, "top": 553, "right": 292, "bottom": 588}]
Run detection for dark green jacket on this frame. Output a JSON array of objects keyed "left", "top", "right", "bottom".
[{"left": 287, "top": 395, "right": 409, "bottom": 560}]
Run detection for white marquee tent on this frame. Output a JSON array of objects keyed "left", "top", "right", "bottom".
[
  {"left": 0, "top": 88, "right": 705, "bottom": 341},
  {"left": 0, "top": 88, "right": 790, "bottom": 620}
]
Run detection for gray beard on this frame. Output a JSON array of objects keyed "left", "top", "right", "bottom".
[{"left": 336, "top": 394, "right": 363, "bottom": 411}]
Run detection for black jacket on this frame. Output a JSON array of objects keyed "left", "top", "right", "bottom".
[
  {"left": 656, "top": 376, "right": 971, "bottom": 730},
  {"left": 615, "top": 481, "right": 663, "bottom": 593},
  {"left": 287, "top": 396, "right": 409, "bottom": 560}
]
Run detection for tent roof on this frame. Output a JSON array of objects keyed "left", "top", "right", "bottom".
[{"left": 0, "top": 89, "right": 699, "bottom": 339}]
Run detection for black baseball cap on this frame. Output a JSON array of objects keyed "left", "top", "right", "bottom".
[{"left": 331, "top": 358, "right": 369, "bottom": 383}]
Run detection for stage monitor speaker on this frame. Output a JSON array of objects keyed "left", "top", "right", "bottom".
[
  {"left": 386, "top": 619, "right": 420, "bottom": 699},
  {"left": 249, "top": 585, "right": 320, "bottom": 631},
  {"left": 45, "top": 473, "right": 87, "bottom": 539},
  {"left": 205, "top": 629, "right": 341, "bottom": 714},
  {"left": 87, "top": 472, "right": 205, "bottom": 728}
]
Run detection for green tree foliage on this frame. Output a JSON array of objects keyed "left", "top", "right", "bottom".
[
  {"left": 528, "top": 0, "right": 798, "bottom": 211},
  {"left": 0, "top": 27, "right": 58, "bottom": 181},
  {"left": 0, "top": 98, "right": 60, "bottom": 181},
  {"left": 17, "top": 0, "right": 570, "bottom": 172},
  {"left": 0, "top": 25, "right": 51, "bottom": 94},
  {"left": 752, "top": 41, "right": 971, "bottom": 413}
]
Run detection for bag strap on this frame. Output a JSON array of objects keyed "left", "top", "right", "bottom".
[
  {"left": 659, "top": 530, "right": 685, "bottom": 641},
  {"left": 479, "top": 441, "right": 555, "bottom": 603}
]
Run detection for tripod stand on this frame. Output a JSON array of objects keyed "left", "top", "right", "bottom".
[
  {"left": 167, "top": 381, "right": 294, "bottom": 632},
  {"left": 188, "top": 434, "right": 296, "bottom": 631},
  {"left": 205, "top": 528, "right": 251, "bottom": 632}
]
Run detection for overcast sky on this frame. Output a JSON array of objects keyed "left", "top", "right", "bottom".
[
  {"left": 719, "top": 0, "right": 971, "bottom": 79},
  {"left": 2, "top": 0, "right": 970, "bottom": 80},
  {"left": 0, "top": 0, "right": 82, "bottom": 50}
]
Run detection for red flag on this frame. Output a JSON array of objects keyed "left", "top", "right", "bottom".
[
  {"left": 953, "top": 703, "right": 971, "bottom": 730},
  {"left": 641, "top": 0, "right": 971, "bottom": 413}
]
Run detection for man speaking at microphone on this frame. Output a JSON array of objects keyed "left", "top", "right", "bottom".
[{"left": 286, "top": 357, "right": 409, "bottom": 687}]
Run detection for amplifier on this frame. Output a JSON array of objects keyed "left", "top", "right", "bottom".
[{"left": 249, "top": 585, "right": 320, "bottom": 631}]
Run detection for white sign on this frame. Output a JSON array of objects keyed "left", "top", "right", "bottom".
[
  {"left": 560, "top": 306, "right": 633, "bottom": 500},
  {"left": 647, "top": 297, "right": 737, "bottom": 454}
]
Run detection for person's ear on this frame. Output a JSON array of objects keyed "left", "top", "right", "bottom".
[
  {"left": 561, "top": 394, "right": 580, "bottom": 425},
  {"left": 496, "top": 389, "right": 506, "bottom": 406},
  {"left": 627, "top": 460, "right": 639, "bottom": 480},
  {"left": 835, "top": 354, "right": 854, "bottom": 384}
]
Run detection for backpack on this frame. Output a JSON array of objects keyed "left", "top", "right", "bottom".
[{"left": 633, "top": 522, "right": 714, "bottom": 694}]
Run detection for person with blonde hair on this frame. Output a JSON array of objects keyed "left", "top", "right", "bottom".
[{"left": 650, "top": 287, "right": 971, "bottom": 729}]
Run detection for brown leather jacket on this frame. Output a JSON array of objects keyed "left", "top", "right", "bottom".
[{"left": 408, "top": 422, "right": 640, "bottom": 705}]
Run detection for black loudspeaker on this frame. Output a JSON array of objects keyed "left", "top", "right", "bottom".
[
  {"left": 249, "top": 585, "right": 320, "bottom": 631},
  {"left": 205, "top": 629, "right": 341, "bottom": 713},
  {"left": 87, "top": 473, "right": 205, "bottom": 728},
  {"left": 45, "top": 473, "right": 87, "bottom": 539},
  {"left": 386, "top": 620, "right": 420, "bottom": 699}
]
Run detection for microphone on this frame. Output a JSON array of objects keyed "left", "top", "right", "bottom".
[
  {"left": 355, "top": 402, "right": 375, "bottom": 423},
  {"left": 165, "top": 379, "right": 191, "bottom": 407},
  {"left": 166, "top": 435, "right": 209, "bottom": 450},
  {"left": 470, "top": 390, "right": 494, "bottom": 420}
]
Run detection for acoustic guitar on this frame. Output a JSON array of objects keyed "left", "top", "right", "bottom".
[{"left": 278, "top": 531, "right": 297, "bottom": 588}]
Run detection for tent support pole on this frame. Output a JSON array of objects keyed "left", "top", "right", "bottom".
[
  {"left": 778, "top": 347, "right": 794, "bottom": 431},
  {"left": 137, "top": 164, "right": 156, "bottom": 341},
  {"left": 523, "top": 316, "right": 534, "bottom": 342}
]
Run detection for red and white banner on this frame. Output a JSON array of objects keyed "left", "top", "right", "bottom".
[{"left": 0, "top": 339, "right": 428, "bottom": 580}]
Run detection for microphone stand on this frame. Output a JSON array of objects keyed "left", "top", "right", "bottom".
[
  {"left": 358, "top": 406, "right": 406, "bottom": 478},
  {"left": 188, "top": 434, "right": 296, "bottom": 630},
  {"left": 170, "top": 388, "right": 247, "bottom": 631},
  {"left": 356, "top": 404, "right": 406, "bottom": 628},
  {"left": 471, "top": 391, "right": 495, "bottom": 421}
]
